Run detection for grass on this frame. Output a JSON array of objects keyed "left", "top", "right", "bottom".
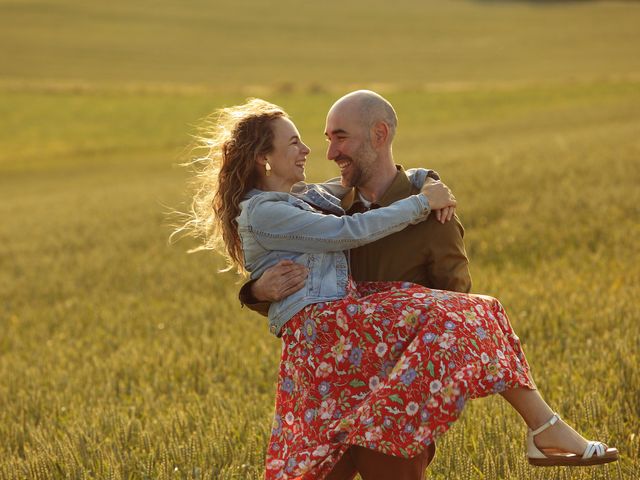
[
  {"left": 2, "top": 0, "right": 640, "bottom": 87},
  {"left": 0, "top": 0, "right": 639, "bottom": 478}
]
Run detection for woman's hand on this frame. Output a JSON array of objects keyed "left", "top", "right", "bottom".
[
  {"left": 435, "top": 206, "right": 456, "bottom": 224},
  {"left": 419, "top": 176, "right": 456, "bottom": 224},
  {"left": 420, "top": 180, "right": 456, "bottom": 211}
]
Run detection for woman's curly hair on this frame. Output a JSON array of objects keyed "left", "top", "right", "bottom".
[{"left": 173, "top": 98, "right": 287, "bottom": 273}]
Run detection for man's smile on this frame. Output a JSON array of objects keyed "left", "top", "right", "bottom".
[{"left": 335, "top": 157, "right": 352, "bottom": 172}]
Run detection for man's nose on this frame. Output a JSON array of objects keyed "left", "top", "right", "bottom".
[{"left": 326, "top": 142, "right": 338, "bottom": 160}]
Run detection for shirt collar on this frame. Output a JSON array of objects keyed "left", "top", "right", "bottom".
[{"left": 341, "top": 164, "right": 412, "bottom": 210}]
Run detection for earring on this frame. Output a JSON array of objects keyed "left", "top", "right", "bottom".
[{"left": 265, "top": 162, "right": 272, "bottom": 176}]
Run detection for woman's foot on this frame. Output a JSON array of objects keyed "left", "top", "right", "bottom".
[
  {"left": 532, "top": 416, "right": 589, "bottom": 455},
  {"left": 501, "top": 387, "right": 617, "bottom": 466},
  {"left": 527, "top": 413, "right": 618, "bottom": 466}
]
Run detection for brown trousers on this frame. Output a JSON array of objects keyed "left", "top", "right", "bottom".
[{"left": 325, "top": 443, "right": 436, "bottom": 480}]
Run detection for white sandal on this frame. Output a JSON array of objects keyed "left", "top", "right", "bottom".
[{"left": 527, "top": 413, "right": 619, "bottom": 467}]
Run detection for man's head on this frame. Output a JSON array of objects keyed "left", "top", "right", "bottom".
[{"left": 324, "top": 90, "right": 398, "bottom": 188}]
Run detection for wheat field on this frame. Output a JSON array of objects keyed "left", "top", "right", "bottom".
[{"left": 0, "top": 1, "right": 639, "bottom": 479}]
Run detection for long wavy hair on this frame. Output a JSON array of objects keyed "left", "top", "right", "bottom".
[{"left": 173, "top": 98, "right": 287, "bottom": 273}]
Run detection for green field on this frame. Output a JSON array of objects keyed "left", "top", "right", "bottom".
[{"left": 1, "top": 0, "right": 639, "bottom": 479}]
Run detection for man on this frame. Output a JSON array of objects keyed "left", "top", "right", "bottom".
[{"left": 239, "top": 90, "right": 471, "bottom": 479}]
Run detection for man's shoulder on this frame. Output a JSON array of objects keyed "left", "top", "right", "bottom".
[
  {"left": 378, "top": 166, "right": 440, "bottom": 204},
  {"left": 413, "top": 213, "right": 466, "bottom": 238}
]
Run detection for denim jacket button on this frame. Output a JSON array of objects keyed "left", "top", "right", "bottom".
[{"left": 269, "top": 324, "right": 277, "bottom": 334}]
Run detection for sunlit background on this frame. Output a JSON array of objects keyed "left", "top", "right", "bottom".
[{"left": 1, "top": 1, "right": 638, "bottom": 479}]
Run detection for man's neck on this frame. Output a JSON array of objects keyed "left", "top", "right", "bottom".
[{"left": 356, "top": 160, "right": 398, "bottom": 204}]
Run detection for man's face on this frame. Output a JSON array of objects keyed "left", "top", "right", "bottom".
[{"left": 324, "top": 106, "right": 378, "bottom": 188}]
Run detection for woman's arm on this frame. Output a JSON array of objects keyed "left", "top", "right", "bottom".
[{"left": 245, "top": 192, "right": 431, "bottom": 253}]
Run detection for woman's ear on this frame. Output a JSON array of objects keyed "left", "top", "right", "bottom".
[
  {"left": 256, "top": 155, "right": 267, "bottom": 167},
  {"left": 256, "top": 156, "right": 272, "bottom": 176}
]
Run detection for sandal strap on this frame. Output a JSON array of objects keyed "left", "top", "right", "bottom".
[
  {"left": 530, "top": 413, "right": 560, "bottom": 437},
  {"left": 583, "top": 441, "right": 606, "bottom": 459}
]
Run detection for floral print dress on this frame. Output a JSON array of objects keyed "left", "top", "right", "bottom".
[{"left": 265, "top": 280, "right": 536, "bottom": 480}]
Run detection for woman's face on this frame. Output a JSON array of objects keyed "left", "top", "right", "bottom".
[{"left": 266, "top": 117, "right": 310, "bottom": 188}]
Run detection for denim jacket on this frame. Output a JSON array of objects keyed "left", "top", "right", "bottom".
[{"left": 237, "top": 168, "right": 435, "bottom": 336}]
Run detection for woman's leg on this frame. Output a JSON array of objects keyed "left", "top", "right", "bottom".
[{"left": 500, "top": 387, "right": 589, "bottom": 454}]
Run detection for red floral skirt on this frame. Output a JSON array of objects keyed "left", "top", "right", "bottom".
[{"left": 265, "top": 280, "right": 536, "bottom": 479}]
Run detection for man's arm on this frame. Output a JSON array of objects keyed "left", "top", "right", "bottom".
[
  {"left": 238, "top": 260, "right": 308, "bottom": 316},
  {"left": 423, "top": 213, "right": 472, "bottom": 293},
  {"left": 238, "top": 279, "right": 270, "bottom": 316},
  {"left": 405, "top": 168, "right": 468, "bottom": 291}
]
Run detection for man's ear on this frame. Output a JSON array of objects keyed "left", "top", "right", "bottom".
[{"left": 371, "top": 121, "right": 389, "bottom": 148}]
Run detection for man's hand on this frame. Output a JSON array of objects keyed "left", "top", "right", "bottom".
[
  {"left": 250, "top": 260, "right": 308, "bottom": 302},
  {"left": 420, "top": 180, "right": 457, "bottom": 212}
]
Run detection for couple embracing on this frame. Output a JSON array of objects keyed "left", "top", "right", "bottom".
[{"left": 176, "top": 90, "right": 617, "bottom": 479}]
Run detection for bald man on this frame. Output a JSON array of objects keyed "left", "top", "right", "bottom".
[{"left": 240, "top": 90, "right": 471, "bottom": 480}]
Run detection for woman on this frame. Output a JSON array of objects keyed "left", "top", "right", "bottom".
[{"left": 176, "top": 99, "right": 618, "bottom": 479}]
